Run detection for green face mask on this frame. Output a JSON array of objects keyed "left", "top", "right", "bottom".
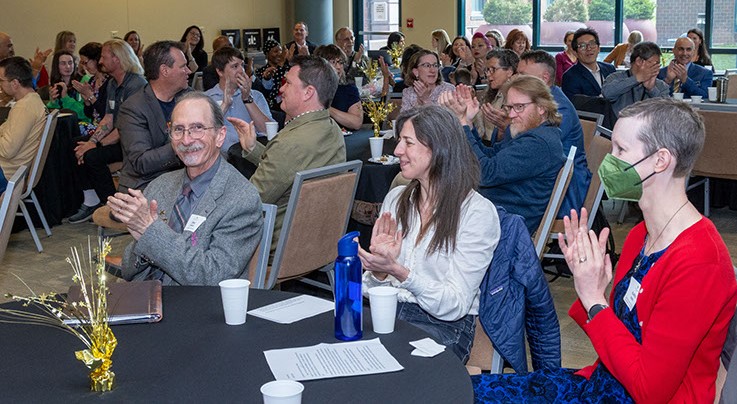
[{"left": 598, "top": 153, "right": 656, "bottom": 202}]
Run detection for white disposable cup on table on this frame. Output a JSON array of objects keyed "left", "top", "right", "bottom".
[
  {"left": 369, "top": 137, "right": 384, "bottom": 159},
  {"left": 673, "top": 92, "right": 684, "bottom": 100},
  {"left": 265, "top": 122, "right": 279, "bottom": 141},
  {"left": 691, "top": 95, "right": 702, "bottom": 104},
  {"left": 219, "top": 279, "right": 250, "bottom": 325},
  {"left": 354, "top": 77, "right": 363, "bottom": 88},
  {"left": 368, "top": 286, "right": 399, "bottom": 334},
  {"left": 708, "top": 87, "right": 718, "bottom": 101},
  {"left": 261, "top": 380, "right": 304, "bottom": 404}
]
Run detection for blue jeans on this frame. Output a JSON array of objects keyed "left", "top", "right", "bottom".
[{"left": 396, "top": 302, "right": 476, "bottom": 363}]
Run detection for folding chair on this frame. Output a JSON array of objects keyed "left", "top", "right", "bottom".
[
  {"left": 533, "top": 146, "right": 576, "bottom": 259},
  {"left": 577, "top": 110, "right": 604, "bottom": 156},
  {"left": 466, "top": 318, "right": 504, "bottom": 375},
  {"left": 248, "top": 203, "right": 277, "bottom": 287},
  {"left": 0, "top": 165, "right": 29, "bottom": 262},
  {"left": 190, "top": 71, "right": 204, "bottom": 91},
  {"left": 545, "top": 132, "right": 611, "bottom": 260},
  {"left": 254, "top": 160, "right": 362, "bottom": 291},
  {"left": 16, "top": 110, "right": 58, "bottom": 252}
]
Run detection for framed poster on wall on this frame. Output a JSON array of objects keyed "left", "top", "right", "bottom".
[
  {"left": 220, "top": 29, "right": 241, "bottom": 49},
  {"left": 242, "top": 29, "right": 262, "bottom": 51},
  {"left": 262, "top": 28, "right": 280, "bottom": 44}
]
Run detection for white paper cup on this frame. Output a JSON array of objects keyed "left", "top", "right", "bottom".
[
  {"left": 708, "top": 87, "right": 717, "bottom": 101},
  {"left": 265, "top": 122, "right": 279, "bottom": 141},
  {"left": 369, "top": 137, "right": 384, "bottom": 160},
  {"left": 368, "top": 286, "right": 399, "bottom": 334},
  {"left": 691, "top": 95, "right": 702, "bottom": 104},
  {"left": 261, "top": 380, "right": 304, "bottom": 404},
  {"left": 673, "top": 92, "right": 684, "bottom": 100},
  {"left": 219, "top": 279, "right": 250, "bottom": 325},
  {"left": 354, "top": 76, "right": 363, "bottom": 88}
]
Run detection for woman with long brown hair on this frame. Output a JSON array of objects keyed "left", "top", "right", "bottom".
[{"left": 360, "top": 105, "right": 500, "bottom": 362}]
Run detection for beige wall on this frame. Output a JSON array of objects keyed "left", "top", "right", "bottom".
[
  {"left": 400, "top": 0, "right": 456, "bottom": 50},
  {"left": 0, "top": 0, "right": 287, "bottom": 60}
]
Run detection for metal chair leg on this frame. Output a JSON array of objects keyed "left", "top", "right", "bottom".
[
  {"left": 29, "top": 191, "right": 51, "bottom": 236},
  {"left": 18, "top": 203, "right": 43, "bottom": 252}
]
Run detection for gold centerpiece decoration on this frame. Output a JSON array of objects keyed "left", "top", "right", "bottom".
[
  {"left": 365, "top": 99, "right": 395, "bottom": 137},
  {"left": 388, "top": 43, "right": 404, "bottom": 67},
  {"left": 359, "top": 59, "right": 380, "bottom": 82},
  {"left": 0, "top": 238, "right": 117, "bottom": 392}
]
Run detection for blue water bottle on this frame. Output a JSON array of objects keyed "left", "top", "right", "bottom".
[{"left": 334, "top": 231, "right": 363, "bottom": 341}]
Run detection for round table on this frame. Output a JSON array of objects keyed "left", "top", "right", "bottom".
[{"left": 0, "top": 287, "right": 473, "bottom": 403}]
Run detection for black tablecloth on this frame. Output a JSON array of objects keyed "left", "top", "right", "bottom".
[
  {"left": 344, "top": 128, "right": 400, "bottom": 203},
  {"left": 0, "top": 287, "right": 473, "bottom": 403}
]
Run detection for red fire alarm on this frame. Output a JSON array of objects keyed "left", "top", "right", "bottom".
[{"left": 406, "top": 18, "right": 414, "bottom": 28}]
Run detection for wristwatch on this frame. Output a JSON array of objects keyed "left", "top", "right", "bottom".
[
  {"left": 587, "top": 304, "right": 609, "bottom": 321},
  {"left": 242, "top": 95, "right": 254, "bottom": 104}
]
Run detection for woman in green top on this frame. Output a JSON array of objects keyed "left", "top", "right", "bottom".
[{"left": 45, "top": 50, "right": 88, "bottom": 123}]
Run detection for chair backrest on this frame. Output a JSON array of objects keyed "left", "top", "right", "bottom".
[
  {"left": 726, "top": 74, "right": 737, "bottom": 99},
  {"left": 265, "top": 160, "right": 362, "bottom": 289},
  {"left": 533, "top": 146, "right": 576, "bottom": 259},
  {"left": 24, "top": 110, "right": 58, "bottom": 197},
  {"left": 692, "top": 110, "right": 737, "bottom": 180},
  {"left": 0, "top": 165, "right": 29, "bottom": 262},
  {"left": 249, "top": 203, "right": 277, "bottom": 289},
  {"left": 577, "top": 110, "right": 604, "bottom": 156},
  {"left": 581, "top": 130, "right": 611, "bottom": 228},
  {"left": 190, "top": 71, "right": 203, "bottom": 90}
]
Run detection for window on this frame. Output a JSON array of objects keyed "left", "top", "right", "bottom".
[
  {"left": 464, "top": 0, "right": 532, "bottom": 41},
  {"left": 359, "top": 0, "right": 401, "bottom": 50},
  {"left": 541, "top": 0, "right": 616, "bottom": 48}
]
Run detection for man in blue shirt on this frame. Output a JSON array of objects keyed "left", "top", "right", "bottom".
[
  {"left": 204, "top": 46, "right": 273, "bottom": 163},
  {"left": 657, "top": 37, "right": 713, "bottom": 99}
]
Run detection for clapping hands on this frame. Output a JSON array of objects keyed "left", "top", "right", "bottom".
[{"left": 358, "top": 213, "right": 405, "bottom": 281}]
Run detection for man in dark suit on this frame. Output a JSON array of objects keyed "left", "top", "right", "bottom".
[
  {"left": 561, "top": 28, "right": 616, "bottom": 100},
  {"left": 109, "top": 92, "right": 262, "bottom": 286},
  {"left": 117, "top": 41, "right": 191, "bottom": 191},
  {"left": 657, "top": 37, "right": 713, "bottom": 98}
]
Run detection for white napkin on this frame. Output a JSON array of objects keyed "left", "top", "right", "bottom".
[{"left": 409, "top": 337, "right": 446, "bottom": 357}]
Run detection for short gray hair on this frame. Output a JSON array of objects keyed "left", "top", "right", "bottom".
[
  {"left": 175, "top": 91, "right": 225, "bottom": 129},
  {"left": 618, "top": 98, "right": 704, "bottom": 177},
  {"left": 486, "top": 49, "right": 519, "bottom": 73}
]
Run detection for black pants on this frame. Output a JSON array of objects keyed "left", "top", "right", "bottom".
[{"left": 73, "top": 135, "right": 122, "bottom": 202}]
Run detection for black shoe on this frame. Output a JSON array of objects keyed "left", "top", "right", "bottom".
[{"left": 68, "top": 204, "right": 100, "bottom": 224}]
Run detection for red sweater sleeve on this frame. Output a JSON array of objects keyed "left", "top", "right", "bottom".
[{"left": 569, "top": 219, "right": 737, "bottom": 403}]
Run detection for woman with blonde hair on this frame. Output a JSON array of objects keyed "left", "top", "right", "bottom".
[
  {"left": 604, "top": 30, "right": 643, "bottom": 67},
  {"left": 431, "top": 29, "right": 451, "bottom": 65}
]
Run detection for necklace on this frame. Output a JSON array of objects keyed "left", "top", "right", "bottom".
[
  {"left": 633, "top": 200, "right": 689, "bottom": 272},
  {"left": 284, "top": 109, "right": 324, "bottom": 127}
]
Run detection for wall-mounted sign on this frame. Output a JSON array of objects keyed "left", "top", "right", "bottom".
[
  {"left": 242, "top": 29, "right": 262, "bottom": 51},
  {"left": 220, "top": 29, "right": 241, "bottom": 49},
  {"left": 373, "top": 2, "right": 388, "bottom": 22},
  {"left": 262, "top": 28, "right": 281, "bottom": 44}
]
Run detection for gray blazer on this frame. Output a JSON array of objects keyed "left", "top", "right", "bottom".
[
  {"left": 121, "top": 159, "right": 263, "bottom": 286},
  {"left": 117, "top": 84, "right": 188, "bottom": 190}
]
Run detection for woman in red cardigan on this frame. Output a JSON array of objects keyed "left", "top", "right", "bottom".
[{"left": 473, "top": 97, "right": 737, "bottom": 403}]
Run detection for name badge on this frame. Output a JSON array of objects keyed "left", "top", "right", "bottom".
[
  {"left": 184, "top": 214, "right": 206, "bottom": 233},
  {"left": 108, "top": 100, "right": 115, "bottom": 110},
  {"left": 623, "top": 278, "right": 641, "bottom": 311}
]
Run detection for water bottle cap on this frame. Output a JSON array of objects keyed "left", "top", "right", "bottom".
[{"left": 337, "top": 231, "right": 360, "bottom": 256}]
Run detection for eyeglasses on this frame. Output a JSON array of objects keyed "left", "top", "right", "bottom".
[
  {"left": 169, "top": 123, "right": 215, "bottom": 140},
  {"left": 501, "top": 102, "right": 534, "bottom": 114},
  {"left": 577, "top": 41, "right": 599, "bottom": 50},
  {"left": 486, "top": 66, "right": 506, "bottom": 74},
  {"left": 417, "top": 62, "right": 440, "bottom": 69},
  {"left": 329, "top": 59, "right": 345, "bottom": 66}
]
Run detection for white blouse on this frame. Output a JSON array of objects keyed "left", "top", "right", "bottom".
[{"left": 362, "top": 186, "right": 500, "bottom": 321}]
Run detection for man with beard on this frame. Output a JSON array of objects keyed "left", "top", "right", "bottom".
[
  {"left": 561, "top": 28, "right": 616, "bottom": 100},
  {"left": 68, "top": 39, "right": 146, "bottom": 223},
  {"left": 441, "top": 75, "right": 565, "bottom": 233},
  {"left": 117, "top": 41, "right": 191, "bottom": 191},
  {"left": 108, "top": 92, "right": 262, "bottom": 285},
  {"left": 657, "top": 37, "right": 713, "bottom": 98}
]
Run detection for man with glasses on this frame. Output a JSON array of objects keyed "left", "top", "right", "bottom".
[
  {"left": 443, "top": 75, "right": 565, "bottom": 233},
  {"left": 118, "top": 41, "right": 191, "bottom": 192},
  {"left": 205, "top": 46, "right": 273, "bottom": 174},
  {"left": 657, "top": 37, "right": 712, "bottom": 99},
  {"left": 108, "top": 92, "right": 262, "bottom": 285},
  {"left": 561, "top": 28, "right": 616, "bottom": 101},
  {"left": 0, "top": 56, "right": 46, "bottom": 180},
  {"left": 335, "top": 27, "right": 369, "bottom": 83}
]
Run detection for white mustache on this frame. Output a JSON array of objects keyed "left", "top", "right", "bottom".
[{"left": 176, "top": 144, "right": 204, "bottom": 153}]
